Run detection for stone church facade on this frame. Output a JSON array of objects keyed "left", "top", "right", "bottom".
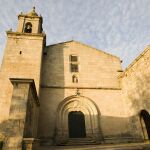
[{"left": 0, "top": 8, "right": 149, "bottom": 150}]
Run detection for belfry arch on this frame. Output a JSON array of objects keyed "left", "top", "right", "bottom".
[{"left": 55, "top": 95, "right": 103, "bottom": 144}]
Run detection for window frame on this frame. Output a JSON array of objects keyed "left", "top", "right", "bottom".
[{"left": 69, "top": 55, "right": 79, "bottom": 73}]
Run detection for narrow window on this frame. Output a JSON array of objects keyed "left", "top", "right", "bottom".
[
  {"left": 70, "top": 55, "right": 79, "bottom": 72},
  {"left": 24, "top": 22, "right": 32, "bottom": 33}
]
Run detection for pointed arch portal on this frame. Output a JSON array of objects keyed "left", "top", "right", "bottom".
[{"left": 56, "top": 95, "right": 102, "bottom": 144}]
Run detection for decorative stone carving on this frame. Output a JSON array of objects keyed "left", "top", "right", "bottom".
[{"left": 55, "top": 95, "right": 103, "bottom": 145}]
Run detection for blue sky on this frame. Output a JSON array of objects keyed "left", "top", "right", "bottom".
[{"left": 0, "top": 0, "right": 150, "bottom": 68}]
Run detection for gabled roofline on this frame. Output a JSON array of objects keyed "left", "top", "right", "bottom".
[
  {"left": 46, "top": 40, "right": 74, "bottom": 47},
  {"left": 119, "top": 45, "right": 150, "bottom": 78},
  {"left": 46, "top": 40, "right": 120, "bottom": 59}
]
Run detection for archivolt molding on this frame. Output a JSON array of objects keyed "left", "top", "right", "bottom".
[{"left": 55, "top": 95, "right": 102, "bottom": 144}]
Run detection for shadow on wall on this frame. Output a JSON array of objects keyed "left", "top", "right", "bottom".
[
  {"left": 0, "top": 113, "right": 147, "bottom": 146},
  {"left": 100, "top": 114, "right": 147, "bottom": 141},
  {"left": 36, "top": 43, "right": 150, "bottom": 145},
  {"left": 41, "top": 43, "right": 68, "bottom": 86},
  {"left": 54, "top": 94, "right": 146, "bottom": 145},
  {"left": 38, "top": 43, "right": 68, "bottom": 143},
  {"left": 124, "top": 73, "right": 150, "bottom": 141},
  {"left": 54, "top": 113, "right": 146, "bottom": 145},
  {"left": 0, "top": 119, "right": 24, "bottom": 149},
  {"left": 127, "top": 73, "right": 150, "bottom": 111}
]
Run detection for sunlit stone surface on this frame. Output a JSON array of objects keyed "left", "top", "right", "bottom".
[{"left": 0, "top": 8, "right": 150, "bottom": 150}]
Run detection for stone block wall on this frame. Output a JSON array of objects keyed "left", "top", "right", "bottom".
[
  {"left": 0, "top": 32, "right": 45, "bottom": 122},
  {"left": 42, "top": 41, "right": 122, "bottom": 88},
  {"left": 38, "top": 41, "right": 132, "bottom": 144},
  {"left": 0, "top": 79, "right": 39, "bottom": 150},
  {"left": 121, "top": 45, "right": 150, "bottom": 140}
]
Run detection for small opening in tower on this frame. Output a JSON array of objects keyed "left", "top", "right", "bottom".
[
  {"left": 19, "top": 51, "right": 22, "bottom": 54},
  {"left": 43, "top": 52, "right": 47, "bottom": 56},
  {"left": 24, "top": 22, "right": 32, "bottom": 33}
]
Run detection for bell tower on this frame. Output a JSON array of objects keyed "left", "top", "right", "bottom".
[
  {"left": 0, "top": 7, "right": 46, "bottom": 149},
  {"left": 17, "top": 7, "right": 43, "bottom": 34},
  {"left": 0, "top": 7, "right": 46, "bottom": 121}
]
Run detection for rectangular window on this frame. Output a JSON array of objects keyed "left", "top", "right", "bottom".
[
  {"left": 70, "top": 55, "right": 79, "bottom": 72},
  {"left": 70, "top": 55, "right": 78, "bottom": 62},
  {"left": 71, "top": 64, "right": 78, "bottom": 72}
]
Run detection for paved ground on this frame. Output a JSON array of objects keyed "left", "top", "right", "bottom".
[{"left": 38, "top": 142, "right": 150, "bottom": 150}]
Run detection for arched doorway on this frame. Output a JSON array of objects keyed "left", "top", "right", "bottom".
[
  {"left": 56, "top": 95, "right": 103, "bottom": 144},
  {"left": 68, "top": 111, "right": 86, "bottom": 138},
  {"left": 140, "top": 110, "right": 150, "bottom": 140}
]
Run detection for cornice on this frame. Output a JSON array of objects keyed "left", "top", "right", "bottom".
[
  {"left": 6, "top": 31, "right": 46, "bottom": 38},
  {"left": 41, "top": 85, "right": 121, "bottom": 90},
  {"left": 18, "top": 14, "right": 42, "bottom": 19},
  {"left": 10, "top": 78, "right": 40, "bottom": 106}
]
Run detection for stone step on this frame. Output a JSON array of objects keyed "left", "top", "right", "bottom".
[
  {"left": 66, "top": 141, "right": 96, "bottom": 146},
  {"left": 68, "top": 137, "right": 93, "bottom": 140},
  {"left": 63, "top": 138, "right": 100, "bottom": 146},
  {"left": 68, "top": 138, "right": 94, "bottom": 142},
  {"left": 37, "top": 142, "right": 150, "bottom": 150}
]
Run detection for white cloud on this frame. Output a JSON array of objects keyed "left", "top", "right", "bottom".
[{"left": 0, "top": 0, "right": 150, "bottom": 68}]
